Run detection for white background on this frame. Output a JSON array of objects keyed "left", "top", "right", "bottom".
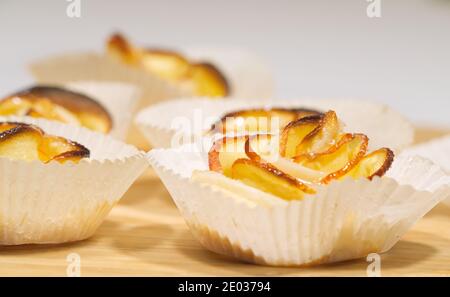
[{"left": 0, "top": 0, "right": 449, "bottom": 127}]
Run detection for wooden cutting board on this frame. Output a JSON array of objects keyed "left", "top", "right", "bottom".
[{"left": 0, "top": 126, "right": 449, "bottom": 276}]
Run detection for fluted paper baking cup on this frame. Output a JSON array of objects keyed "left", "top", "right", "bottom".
[
  {"left": 402, "top": 134, "right": 450, "bottom": 206},
  {"left": 29, "top": 52, "right": 187, "bottom": 109},
  {"left": 136, "top": 98, "right": 414, "bottom": 151},
  {"left": 65, "top": 81, "right": 140, "bottom": 140},
  {"left": 147, "top": 144, "right": 450, "bottom": 266},
  {"left": 0, "top": 116, "right": 148, "bottom": 245},
  {"left": 184, "top": 46, "right": 274, "bottom": 99}
]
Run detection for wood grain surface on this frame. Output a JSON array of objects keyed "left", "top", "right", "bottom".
[{"left": 0, "top": 126, "right": 449, "bottom": 276}]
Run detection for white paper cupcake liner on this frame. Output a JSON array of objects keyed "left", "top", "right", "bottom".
[
  {"left": 136, "top": 98, "right": 414, "bottom": 151},
  {"left": 402, "top": 134, "right": 450, "bottom": 206},
  {"left": 0, "top": 116, "right": 148, "bottom": 245},
  {"left": 64, "top": 81, "right": 140, "bottom": 140},
  {"left": 147, "top": 144, "right": 450, "bottom": 266},
  {"left": 29, "top": 52, "right": 187, "bottom": 109},
  {"left": 183, "top": 46, "right": 274, "bottom": 99}
]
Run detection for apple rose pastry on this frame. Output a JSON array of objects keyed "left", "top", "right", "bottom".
[
  {"left": 0, "top": 117, "right": 147, "bottom": 245},
  {"left": 107, "top": 33, "right": 229, "bottom": 97},
  {"left": 147, "top": 110, "right": 449, "bottom": 266},
  {"left": 207, "top": 111, "right": 394, "bottom": 199},
  {"left": 0, "top": 86, "right": 113, "bottom": 133}
]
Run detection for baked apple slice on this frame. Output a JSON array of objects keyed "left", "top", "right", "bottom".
[
  {"left": 231, "top": 158, "right": 315, "bottom": 200},
  {"left": 107, "top": 32, "right": 139, "bottom": 65},
  {"left": 280, "top": 114, "right": 322, "bottom": 158},
  {"left": 245, "top": 134, "right": 326, "bottom": 183},
  {"left": 0, "top": 122, "right": 90, "bottom": 164},
  {"left": 1, "top": 86, "right": 113, "bottom": 133},
  {"left": 0, "top": 123, "right": 42, "bottom": 161},
  {"left": 140, "top": 49, "right": 191, "bottom": 81},
  {"left": 38, "top": 135, "right": 90, "bottom": 164},
  {"left": 107, "top": 33, "right": 229, "bottom": 97},
  {"left": 343, "top": 148, "right": 394, "bottom": 180},
  {"left": 208, "top": 136, "right": 249, "bottom": 177},
  {"left": 294, "top": 133, "right": 369, "bottom": 184},
  {"left": 210, "top": 108, "right": 322, "bottom": 135},
  {"left": 189, "top": 63, "right": 229, "bottom": 97},
  {"left": 295, "top": 111, "right": 341, "bottom": 155}
]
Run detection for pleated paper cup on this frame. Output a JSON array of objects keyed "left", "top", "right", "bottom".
[
  {"left": 136, "top": 98, "right": 414, "bottom": 151},
  {"left": 65, "top": 81, "right": 140, "bottom": 141},
  {"left": 0, "top": 116, "right": 148, "bottom": 245},
  {"left": 29, "top": 52, "right": 187, "bottom": 109},
  {"left": 147, "top": 144, "right": 450, "bottom": 266},
  {"left": 184, "top": 46, "right": 274, "bottom": 99},
  {"left": 402, "top": 135, "right": 450, "bottom": 206}
]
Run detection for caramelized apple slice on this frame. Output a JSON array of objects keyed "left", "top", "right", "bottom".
[
  {"left": 231, "top": 158, "right": 315, "bottom": 200},
  {"left": 189, "top": 63, "right": 229, "bottom": 97},
  {"left": 1, "top": 86, "right": 113, "bottom": 133},
  {"left": 0, "top": 123, "right": 43, "bottom": 161},
  {"left": 210, "top": 108, "right": 322, "bottom": 134},
  {"left": 280, "top": 115, "right": 322, "bottom": 158},
  {"left": 107, "top": 33, "right": 139, "bottom": 65},
  {"left": 245, "top": 135, "right": 325, "bottom": 183},
  {"left": 294, "top": 133, "right": 369, "bottom": 184},
  {"left": 208, "top": 136, "right": 249, "bottom": 177},
  {"left": 296, "top": 110, "right": 341, "bottom": 155},
  {"left": 343, "top": 148, "right": 394, "bottom": 180},
  {"left": 0, "top": 122, "right": 90, "bottom": 164},
  {"left": 140, "top": 49, "right": 191, "bottom": 81},
  {"left": 39, "top": 135, "right": 90, "bottom": 164}
]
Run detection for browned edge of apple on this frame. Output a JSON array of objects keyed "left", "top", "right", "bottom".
[
  {"left": 367, "top": 148, "right": 395, "bottom": 180},
  {"left": 0, "top": 122, "right": 43, "bottom": 141},
  {"left": 50, "top": 148, "right": 90, "bottom": 164}
]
